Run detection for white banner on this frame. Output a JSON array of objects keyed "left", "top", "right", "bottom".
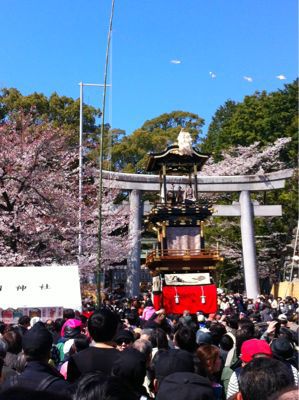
[
  {"left": 0, "top": 265, "right": 82, "bottom": 311},
  {"left": 164, "top": 273, "right": 210, "bottom": 286}
]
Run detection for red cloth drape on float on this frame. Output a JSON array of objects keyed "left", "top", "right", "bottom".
[{"left": 161, "top": 284, "right": 217, "bottom": 314}]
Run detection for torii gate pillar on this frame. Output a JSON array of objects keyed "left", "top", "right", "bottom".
[
  {"left": 240, "top": 190, "right": 260, "bottom": 299},
  {"left": 127, "top": 189, "right": 141, "bottom": 297}
]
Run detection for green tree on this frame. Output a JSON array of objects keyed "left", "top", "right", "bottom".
[
  {"left": 0, "top": 88, "right": 100, "bottom": 139},
  {"left": 111, "top": 111, "right": 204, "bottom": 172},
  {"left": 201, "top": 80, "right": 298, "bottom": 167}
]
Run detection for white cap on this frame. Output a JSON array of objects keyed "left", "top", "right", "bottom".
[{"left": 278, "top": 314, "right": 287, "bottom": 322}]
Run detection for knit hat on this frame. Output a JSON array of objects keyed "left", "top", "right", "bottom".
[
  {"left": 156, "top": 372, "right": 214, "bottom": 400},
  {"left": 22, "top": 321, "right": 53, "bottom": 358},
  {"left": 240, "top": 339, "right": 272, "bottom": 363},
  {"left": 154, "top": 349, "right": 194, "bottom": 383}
]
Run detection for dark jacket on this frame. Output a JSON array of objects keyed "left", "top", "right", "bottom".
[
  {"left": 1, "top": 360, "right": 70, "bottom": 393},
  {"left": 67, "top": 347, "right": 120, "bottom": 383}
]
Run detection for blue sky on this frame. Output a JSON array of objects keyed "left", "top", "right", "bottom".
[{"left": 0, "top": 0, "right": 298, "bottom": 138}]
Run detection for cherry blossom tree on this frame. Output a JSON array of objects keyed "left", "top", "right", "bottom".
[
  {"left": 78, "top": 168, "right": 130, "bottom": 279},
  {"left": 199, "top": 137, "right": 293, "bottom": 288},
  {"left": 0, "top": 112, "right": 129, "bottom": 279}
]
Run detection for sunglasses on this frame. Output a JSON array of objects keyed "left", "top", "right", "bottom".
[{"left": 116, "top": 338, "right": 132, "bottom": 345}]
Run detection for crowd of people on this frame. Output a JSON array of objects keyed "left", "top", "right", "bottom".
[{"left": 0, "top": 292, "right": 297, "bottom": 400}]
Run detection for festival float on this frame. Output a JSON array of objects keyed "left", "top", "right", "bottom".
[{"left": 145, "top": 131, "right": 222, "bottom": 314}]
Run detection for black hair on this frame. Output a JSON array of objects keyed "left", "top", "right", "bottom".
[
  {"left": 239, "top": 357, "right": 293, "bottom": 400},
  {"left": 226, "top": 315, "right": 239, "bottom": 330},
  {"left": 145, "top": 300, "right": 153, "bottom": 307},
  {"left": 88, "top": 308, "right": 119, "bottom": 342},
  {"left": 149, "top": 328, "right": 169, "bottom": 350},
  {"left": 80, "top": 315, "right": 88, "bottom": 325},
  {"left": 209, "top": 322, "right": 227, "bottom": 346},
  {"left": 18, "top": 316, "right": 30, "bottom": 326},
  {"left": 74, "top": 335, "right": 90, "bottom": 352},
  {"left": 54, "top": 318, "right": 65, "bottom": 334},
  {"left": 63, "top": 309, "right": 75, "bottom": 319},
  {"left": 220, "top": 334, "right": 234, "bottom": 352},
  {"left": 174, "top": 326, "right": 197, "bottom": 353},
  {"left": 73, "top": 371, "right": 107, "bottom": 400}
]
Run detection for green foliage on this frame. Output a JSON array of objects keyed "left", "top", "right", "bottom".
[
  {"left": 201, "top": 80, "right": 298, "bottom": 167},
  {"left": 0, "top": 88, "right": 100, "bottom": 142},
  {"left": 111, "top": 111, "right": 204, "bottom": 172}
]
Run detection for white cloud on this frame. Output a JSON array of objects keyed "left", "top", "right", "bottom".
[
  {"left": 170, "top": 59, "right": 181, "bottom": 64},
  {"left": 209, "top": 71, "right": 216, "bottom": 79},
  {"left": 243, "top": 76, "right": 253, "bottom": 82},
  {"left": 276, "top": 74, "right": 286, "bottom": 80}
]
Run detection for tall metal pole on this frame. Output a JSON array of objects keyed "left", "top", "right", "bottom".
[
  {"left": 78, "top": 82, "right": 84, "bottom": 257},
  {"left": 78, "top": 83, "right": 110, "bottom": 268},
  {"left": 97, "top": 0, "right": 115, "bottom": 308}
]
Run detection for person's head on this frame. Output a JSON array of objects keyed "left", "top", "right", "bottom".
[
  {"left": 196, "top": 330, "right": 213, "bottom": 346},
  {"left": 140, "top": 328, "right": 153, "bottom": 341},
  {"left": 22, "top": 321, "right": 53, "bottom": 362},
  {"left": 145, "top": 299, "right": 153, "bottom": 307},
  {"left": 114, "top": 330, "right": 135, "bottom": 352},
  {"left": 153, "top": 349, "right": 194, "bottom": 388},
  {"left": 63, "top": 308, "right": 75, "bottom": 320},
  {"left": 277, "top": 314, "right": 288, "bottom": 325},
  {"left": 156, "top": 372, "right": 214, "bottom": 400},
  {"left": 237, "top": 357, "right": 293, "bottom": 400},
  {"left": 2, "top": 330, "right": 22, "bottom": 354},
  {"left": 240, "top": 339, "right": 272, "bottom": 364},
  {"left": 235, "top": 322, "right": 255, "bottom": 356},
  {"left": 111, "top": 347, "right": 147, "bottom": 388},
  {"left": 73, "top": 371, "right": 108, "bottom": 400},
  {"left": 209, "top": 322, "right": 226, "bottom": 346},
  {"left": 61, "top": 318, "right": 82, "bottom": 338},
  {"left": 18, "top": 316, "right": 30, "bottom": 329},
  {"left": 150, "top": 328, "right": 169, "bottom": 350},
  {"left": 196, "top": 344, "right": 222, "bottom": 377},
  {"left": 270, "top": 337, "right": 295, "bottom": 361},
  {"left": 73, "top": 335, "right": 90, "bottom": 353},
  {"left": 132, "top": 339, "right": 152, "bottom": 365},
  {"left": 226, "top": 313, "right": 239, "bottom": 330},
  {"left": 174, "top": 326, "right": 197, "bottom": 353},
  {"left": 88, "top": 308, "right": 119, "bottom": 343},
  {"left": 220, "top": 333, "right": 235, "bottom": 352},
  {"left": 54, "top": 318, "right": 65, "bottom": 335},
  {"left": 155, "top": 309, "right": 166, "bottom": 323}
]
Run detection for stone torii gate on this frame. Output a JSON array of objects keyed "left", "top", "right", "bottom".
[{"left": 103, "top": 169, "right": 293, "bottom": 299}]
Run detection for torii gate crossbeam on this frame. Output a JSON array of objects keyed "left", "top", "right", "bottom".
[{"left": 102, "top": 169, "right": 293, "bottom": 298}]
